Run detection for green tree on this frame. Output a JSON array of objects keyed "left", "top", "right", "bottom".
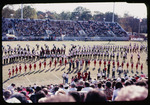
[
  {"left": 93, "top": 12, "right": 105, "bottom": 21},
  {"left": 37, "top": 11, "right": 45, "bottom": 19},
  {"left": 71, "top": 6, "right": 92, "bottom": 21},
  {"left": 104, "top": 12, "right": 118, "bottom": 22},
  {"left": 14, "top": 5, "right": 37, "bottom": 19},
  {"left": 59, "top": 11, "right": 71, "bottom": 20},
  {"left": 2, "top": 6, "right": 15, "bottom": 18}
]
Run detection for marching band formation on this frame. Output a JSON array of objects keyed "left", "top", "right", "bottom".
[{"left": 3, "top": 42, "right": 148, "bottom": 80}]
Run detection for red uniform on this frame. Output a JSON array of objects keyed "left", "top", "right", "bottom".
[
  {"left": 104, "top": 67, "right": 107, "bottom": 71},
  {"left": 24, "top": 64, "right": 27, "bottom": 72},
  {"left": 65, "top": 59, "right": 67, "bottom": 66},
  {"left": 8, "top": 69, "right": 11, "bottom": 78},
  {"left": 94, "top": 60, "right": 96, "bottom": 67},
  {"left": 126, "top": 62, "right": 129, "bottom": 69},
  {"left": 12, "top": 68, "right": 15, "bottom": 76},
  {"left": 44, "top": 61, "right": 46, "bottom": 68},
  {"left": 108, "top": 61, "right": 110, "bottom": 64},
  {"left": 136, "top": 63, "right": 138, "bottom": 70},
  {"left": 131, "top": 63, "right": 134, "bottom": 69},
  {"left": 15, "top": 66, "right": 18, "bottom": 74},
  {"left": 112, "top": 61, "right": 115, "bottom": 66},
  {"left": 121, "top": 62, "right": 124, "bottom": 68},
  {"left": 34, "top": 63, "right": 36, "bottom": 70},
  {"left": 82, "top": 59, "right": 84, "bottom": 66},
  {"left": 49, "top": 60, "right": 52, "bottom": 67},
  {"left": 39, "top": 61, "right": 42, "bottom": 69},
  {"left": 77, "top": 72, "right": 81, "bottom": 79},
  {"left": 117, "top": 61, "right": 119, "bottom": 68},
  {"left": 19, "top": 65, "right": 22, "bottom": 73},
  {"left": 99, "top": 60, "right": 101, "bottom": 67},
  {"left": 84, "top": 72, "right": 88, "bottom": 79},
  {"left": 54, "top": 59, "right": 57, "bottom": 67},
  {"left": 104, "top": 60, "right": 106, "bottom": 66},
  {"left": 29, "top": 64, "right": 32, "bottom": 71},
  {"left": 59, "top": 59, "right": 62, "bottom": 66},
  {"left": 141, "top": 64, "right": 143, "bottom": 71}
]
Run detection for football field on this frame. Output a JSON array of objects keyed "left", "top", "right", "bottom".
[{"left": 2, "top": 41, "right": 148, "bottom": 89}]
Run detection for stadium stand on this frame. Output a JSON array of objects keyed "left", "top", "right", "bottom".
[
  {"left": 2, "top": 18, "right": 128, "bottom": 40},
  {"left": 3, "top": 75, "right": 148, "bottom": 103}
]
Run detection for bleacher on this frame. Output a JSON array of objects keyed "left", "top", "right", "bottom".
[{"left": 2, "top": 18, "right": 129, "bottom": 39}]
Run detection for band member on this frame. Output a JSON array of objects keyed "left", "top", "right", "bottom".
[
  {"left": 104, "top": 59, "right": 106, "bottom": 67},
  {"left": 44, "top": 60, "right": 46, "bottom": 69},
  {"left": 88, "top": 59, "right": 91, "bottom": 67},
  {"left": 131, "top": 62, "right": 134, "bottom": 73},
  {"left": 94, "top": 59, "right": 96, "bottom": 67},
  {"left": 54, "top": 59, "right": 57, "bottom": 67},
  {"left": 34, "top": 62, "right": 36, "bottom": 71},
  {"left": 136, "top": 62, "right": 139, "bottom": 74},
  {"left": 19, "top": 64, "right": 22, "bottom": 74},
  {"left": 12, "top": 66, "right": 15, "bottom": 76},
  {"left": 29, "top": 63, "right": 32, "bottom": 72},
  {"left": 49, "top": 60, "right": 52, "bottom": 68},
  {"left": 99, "top": 59, "right": 102, "bottom": 68},
  {"left": 65, "top": 58, "right": 67, "bottom": 67},
  {"left": 121, "top": 62, "right": 124, "bottom": 69},
  {"left": 39, "top": 61, "right": 42, "bottom": 70},
  {"left": 8, "top": 69, "right": 11, "bottom": 79},
  {"left": 15, "top": 65, "right": 18, "bottom": 75},
  {"left": 112, "top": 60, "right": 115, "bottom": 67},
  {"left": 24, "top": 63, "right": 27, "bottom": 73},
  {"left": 141, "top": 63, "right": 143, "bottom": 73}
]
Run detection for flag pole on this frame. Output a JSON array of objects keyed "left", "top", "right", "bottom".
[{"left": 21, "top": 4, "right": 23, "bottom": 19}]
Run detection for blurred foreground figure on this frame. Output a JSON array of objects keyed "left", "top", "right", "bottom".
[
  {"left": 38, "top": 94, "right": 75, "bottom": 102},
  {"left": 115, "top": 85, "right": 148, "bottom": 101}
]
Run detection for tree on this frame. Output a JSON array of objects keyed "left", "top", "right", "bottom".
[
  {"left": 59, "top": 11, "right": 71, "bottom": 20},
  {"left": 2, "top": 6, "right": 15, "bottom": 18},
  {"left": 37, "top": 11, "right": 45, "bottom": 19},
  {"left": 71, "top": 6, "right": 92, "bottom": 21},
  {"left": 93, "top": 12, "right": 105, "bottom": 21},
  {"left": 104, "top": 12, "right": 118, "bottom": 22},
  {"left": 14, "top": 5, "right": 37, "bottom": 19}
]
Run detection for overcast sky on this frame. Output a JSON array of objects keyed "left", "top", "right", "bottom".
[{"left": 5, "top": 2, "right": 147, "bottom": 19}]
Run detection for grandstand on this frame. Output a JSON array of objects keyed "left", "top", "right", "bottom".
[{"left": 2, "top": 18, "right": 129, "bottom": 41}]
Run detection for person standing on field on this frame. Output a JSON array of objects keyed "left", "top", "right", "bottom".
[{"left": 19, "top": 64, "right": 22, "bottom": 74}]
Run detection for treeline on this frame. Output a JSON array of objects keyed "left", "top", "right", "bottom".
[{"left": 2, "top": 5, "right": 147, "bottom": 33}]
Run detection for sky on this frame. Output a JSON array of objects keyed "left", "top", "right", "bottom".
[{"left": 5, "top": 2, "right": 147, "bottom": 19}]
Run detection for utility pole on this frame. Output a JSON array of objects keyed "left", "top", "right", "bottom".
[{"left": 21, "top": 4, "right": 23, "bottom": 19}]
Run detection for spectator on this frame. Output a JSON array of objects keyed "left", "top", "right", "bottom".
[
  {"left": 9, "top": 93, "right": 29, "bottom": 103},
  {"left": 68, "top": 91, "right": 81, "bottom": 102},
  {"left": 115, "top": 85, "right": 148, "bottom": 101},
  {"left": 38, "top": 95, "right": 75, "bottom": 102},
  {"left": 3, "top": 90, "right": 12, "bottom": 101},
  {"left": 104, "top": 81, "right": 113, "bottom": 101},
  {"left": 112, "top": 82, "right": 123, "bottom": 101},
  {"left": 68, "top": 83, "right": 77, "bottom": 92},
  {"left": 84, "top": 89, "right": 107, "bottom": 102},
  {"left": 97, "top": 82, "right": 104, "bottom": 91},
  {"left": 81, "top": 82, "right": 93, "bottom": 92}
]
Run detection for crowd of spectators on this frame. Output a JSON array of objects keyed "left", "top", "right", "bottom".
[
  {"left": 105, "top": 22, "right": 128, "bottom": 37},
  {"left": 2, "top": 18, "right": 14, "bottom": 35},
  {"left": 3, "top": 73, "right": 148, "bottom": 103},
  {"left": 2, "top": 18, "right": 128, "bottom": 37}
]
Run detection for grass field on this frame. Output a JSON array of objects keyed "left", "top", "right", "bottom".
[{"left": 2, "top": 41, "right": 148, "bottom": 89}]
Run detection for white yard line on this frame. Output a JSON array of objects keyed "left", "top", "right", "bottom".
[
  {"left": 24, "top": 75, "right": 32, "bottom": 84},
  {"left": 52, "top": 72, "right": 62, "bottom": 82}
]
